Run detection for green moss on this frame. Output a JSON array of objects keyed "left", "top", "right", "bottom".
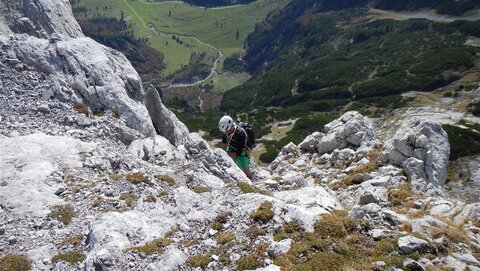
[
  {"left": 236, "top": 255, "right": 261, "bottom": 270},
  {"left": 216, "top": 232, "right": 236, "bottom": 244},
  {"left": 0, "top": 254, "right": 32, "bottom": 271},
  {"left": 51, "top": 251, "right": 85, "bottom": 266},
  {"left": 251, "top": 201, "right": 274, "bottom": 223},
  {"left": 186, "top": 255, "right": 211, "bottom": 268},
  {"left": 49, "top": 204, "right": 75, "bottom": 225},
  {"left": 193, "top": 186, "right": 212, "bottom": 193},
  {"left": 155, "top": 174, "right": 176, "bottom": 186},
  {"left": 126, "top": 172, "right": 149, "bottom": 184},
  {"left": 61, "top": 235, "right": 84, "bottom": 247},
  {"left": 124, "top": 238, "right": 171, "bottom": 255}
]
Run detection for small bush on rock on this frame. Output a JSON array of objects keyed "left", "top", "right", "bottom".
[
  {"left": 251, "top": 201, "right": 274, "bottom": 223},
  {"left": 126, "top": 172, "right": 149, "bottom": 184},
  {"left": 49, "top": 204, "right": 75, "bottom": 225},
  {"left": 0, "top": 254, "right": 31, "bottom": 271},
  {"left": 216, "top": 232, "right": 236, "bottom": 244},
  {"left": 51, "top": 251, "right": 85, "bottom": 265}
]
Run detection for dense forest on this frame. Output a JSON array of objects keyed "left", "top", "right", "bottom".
[
  {"left": 221, "top": 0, "right": 480, "bottom": 113},
  {"left": 373, "top": 0, "right": 480, "bottom": 16}
]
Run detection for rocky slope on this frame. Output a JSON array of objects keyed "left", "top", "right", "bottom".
[{"left": 0, "top": 1, "right": 479, "bottom": 271}]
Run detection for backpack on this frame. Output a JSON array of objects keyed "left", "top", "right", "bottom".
[{"left": 237, "top": 121, "right": 256, "bottom": 149}]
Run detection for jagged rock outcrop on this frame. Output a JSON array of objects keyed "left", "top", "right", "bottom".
[
  {"left": 380, "top": 119, "right": 450, "bottom": 196},
  {"left": 316, "top": 111, "right": 375, "bottom": 154},
  {"left": 145, "top": 85, "right": 192, "bottom": 146}
]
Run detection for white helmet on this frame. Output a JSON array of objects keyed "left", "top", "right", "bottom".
[{"left": 218, "top": 115, "right": 234, "bottom": 132}]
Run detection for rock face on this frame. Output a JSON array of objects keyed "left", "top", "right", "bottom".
[
  {"left": 0, "top": 0, "right": 156, "bottom": 138},
  {"left": 398, "top": 235, "right": 429, "bottom": 254},
  {"left": 380, "top": 119, "right": 450, "bottom": 195},
  {"left": 0, "top": 0, "right": 83, "bottom": 38}
]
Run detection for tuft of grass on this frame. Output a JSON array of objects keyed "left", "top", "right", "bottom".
[
  {"left": 245, "top": 226, "right": 267, "bottom": 239},
  {"left": 237, "top": 255, "right": 262, "bottom": 270},
  {"left": 237, "top": 181, "right": 257, "bottom": 193},
  {"left": 155, "top": 174, "right": 176, "bottom": 186},
  {"left": 119, "top": 192, "right": 138, "bottom": 208},
  {"left": 164, "top": 226, "right": 180, "bottom": 238},
  {"left": 398, "top": 222, "right": 413, "bottom": 233},
  {"left": 186, "top": 255, "right": 211, "bottom": 268},
  {"left": 51, "top": 251, "right": 85, "bottom": 265},
  {"left": 251, "top": 201, "right": 274, "bottom": 223},
  {"left": 178, "top": 239, "right": 200, "bottom": 248},
  {"left": 157, "top": 191, "right": 169, "bottom": 197},
  {"left": 111, "top": 108, "right": 120, "bottom": 118},
  {"left": 274, "top": 221, "right": 303, "bottom": 241},
  {"left": 124, "top": 238, "right": 171, "bottom": 255},
  {"left": 74, "top": 102, "right": 89, "bottom": 115},
  {"left": 387, "top": 183, "right": 415, "bottom": 207},
  {"left": 313, "top": 210, "right": 361, "bottom": 239},
  {"left": 193, "top": 186, "right": 211, "bottom": 193},
  {"left": 61, "top": 235, "right": 84, "bottom": 247},
  {"left": 91, "top": 196, "right": 103, "bottom": 208},
  {"left": 145, "top": 195, "right": 157, "bottom": 203},
  {"left": 216, "top": 232, "right": 236, "bottom": 244},
  {"left": 0, "top": 254, "right": 31, "bottom": 271},
  {"left": 212, "top": 221, "right": 224, "bottom": 231},
  {"left": 430, "top": 226, "right": 470, "bottom": 244},
  {"left": 49, "top": 204, "right": 75, "bottom": 225},
  {"left": 108, "top": 174, "right": 122, "bottom": 181},
  {"left": 126, "top": 172, "right": 149, "bottom": 184}
]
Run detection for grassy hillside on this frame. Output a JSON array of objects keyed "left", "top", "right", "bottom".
[{"left": 72, "top": 0, "right": 289, "bottom": 84}]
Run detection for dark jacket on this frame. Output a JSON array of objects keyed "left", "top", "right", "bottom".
[{"left": 222, "top": 126, "right": 247, "bottom": 156}]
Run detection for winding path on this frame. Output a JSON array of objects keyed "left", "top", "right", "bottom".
[{"left": 123, "top": 0, "right": 224, "bottom": 89}]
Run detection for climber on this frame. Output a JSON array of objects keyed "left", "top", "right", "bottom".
[{"left": 218, "top": 115, "right": 255, "bottom": 180}]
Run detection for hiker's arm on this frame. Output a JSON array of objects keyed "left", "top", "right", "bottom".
[{"left": 228, "top": 151, "right": 237, "bottom": 160}]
